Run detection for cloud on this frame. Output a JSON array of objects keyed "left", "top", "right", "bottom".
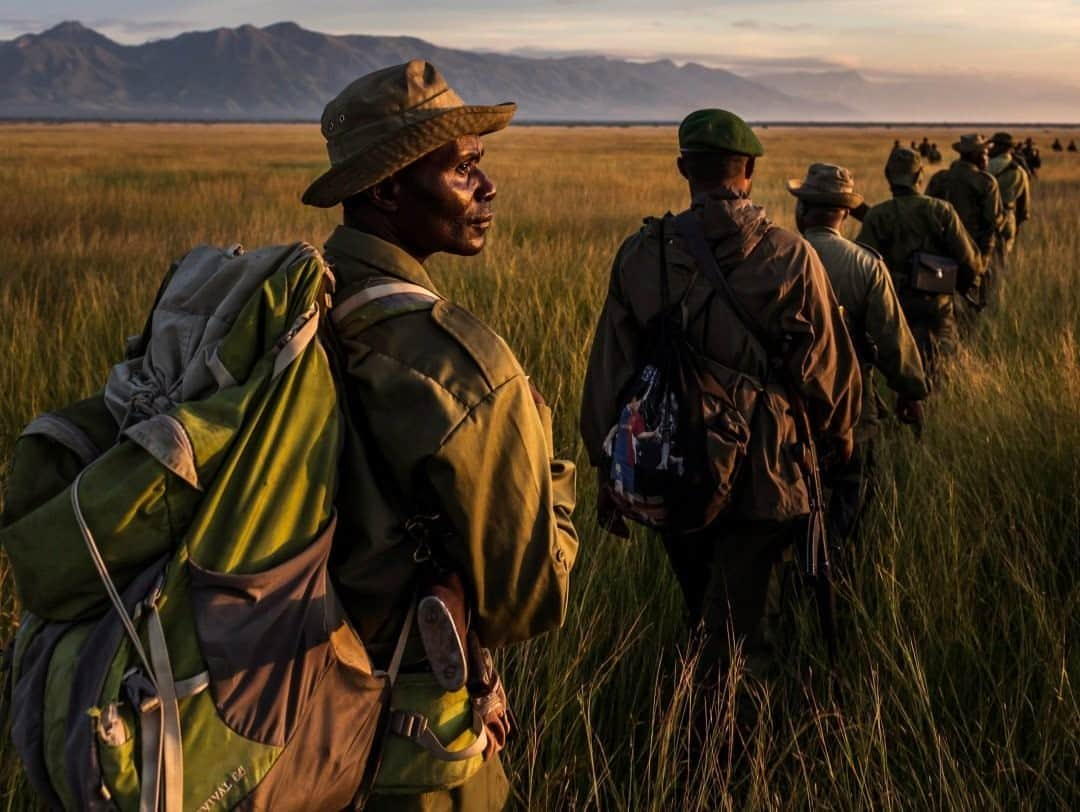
[{"left": 732, "top": 18, "right": 815, "bottom": 32}]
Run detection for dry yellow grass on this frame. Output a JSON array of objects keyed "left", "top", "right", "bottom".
[{"left": 1, "top": 123, "right": 1078, "bottom": 810}]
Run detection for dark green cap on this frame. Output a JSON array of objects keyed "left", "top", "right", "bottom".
[{"left": 678, "top": 109, "right": 764, "bottom": 157}]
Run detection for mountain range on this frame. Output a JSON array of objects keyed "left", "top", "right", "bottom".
[{"left": 1, "top": 21, "right": 1077, "bottom": 122}]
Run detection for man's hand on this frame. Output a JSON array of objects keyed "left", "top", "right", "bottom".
[
  {"left": 527, "top": 378, "right": 546, "bottom": 408},
  {"left": 597, "top": 476, "right": 631, "bottom": 539},
  {"left": 896, "top": 396, "right": 924, "bottom": 435}
]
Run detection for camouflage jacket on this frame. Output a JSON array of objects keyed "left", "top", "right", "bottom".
[
  {"left": 580, "top": 192, "right": 862, "bottom": 521},
  {"left": 802, "top": 226, "right": 928, "bottom": 442},
  {"left": 324, "top": 226, "right": 578, "bottom": 661},
  {"left": 926, "top": 160, "right": 1004, "bottom": 258}
]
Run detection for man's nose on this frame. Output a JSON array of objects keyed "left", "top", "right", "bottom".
[{"left": 476, "top": 169, "right": 496, "bottom": 202}]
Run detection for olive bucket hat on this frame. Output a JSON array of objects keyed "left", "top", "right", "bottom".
[
  {"left": 952, "top": 133, "right": 990, "bottom": 155},
  {"left": 990, "top": 131, "right": 1015, "bottom": 148},
  {"left": 302, "top": 60, "right": 516, "bottom": 207},
  {"left": 786, "top": 163, "right": 864, "bottom": 209}
]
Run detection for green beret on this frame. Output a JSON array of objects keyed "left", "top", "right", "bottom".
[{"left": 678, "top": 109, "right": 764, "bottom": 157}]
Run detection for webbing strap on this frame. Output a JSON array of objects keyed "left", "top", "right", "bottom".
[
  {"left": 272, "top": 304, "right": 320, "bottom": 381},
  {"left": 71, "top": 471, "right": 155, "bottom": 680},
  {"left": 388, "top": 710, "right": 488, "bottom": 762},
  {"left": 331, "top": 282, "right": 439, "bottom": 327},
  {"left": 72, "top": 469, "right": 183, "bottom": 812},
  {"left": 174, "top": 671, "right": 209, "bottom": 699},
  {"left": 386, "top": 599, "right": 416, "bottom": 686},
  {"left": 147, "top": 608, "right": 182, "bottom": 812},
  {"left": 23, "top": 413, "right": 100, "bottom": 468},
  {"left": 138, "top": 701, "right": 164, "bottom": 812}
]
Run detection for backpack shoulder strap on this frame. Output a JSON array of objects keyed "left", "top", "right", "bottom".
[
  {"left": 331, "top": 276, "right": 440, "bottom": 333},
  {"left": 673, "top": 210, "right": 775, "bottom": 356}
]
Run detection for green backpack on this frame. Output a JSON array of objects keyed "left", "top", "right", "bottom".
[{"left": 0, "top": 242, "right": 437, "bottom": 811}]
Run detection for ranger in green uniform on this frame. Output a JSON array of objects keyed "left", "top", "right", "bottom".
[
  {"left": 787, "top": 163, "right": 928, "bottom": 548},
  {"left": 857, "top": 148, "right": 983, "bottom": 379},
  {"left": 988, "top": 132, "right": 1032, "bottom": 260},
  {"left": 302, "top": 60, "right": 579, "bottom": 811},
  {"left": 581, "top": 110, "right": 861, "bottom": 679},
  {"left": 926, "top": 134, "right": 1004, "bottom": 278}
]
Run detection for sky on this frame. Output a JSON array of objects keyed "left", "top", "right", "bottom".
[{"left": 3, "top": 0, "right": 1080, "bottom": 85}]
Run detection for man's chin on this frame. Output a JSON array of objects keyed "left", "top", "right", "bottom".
[{"left": 447, "top": 237, "right": 486, "bottom": 257}]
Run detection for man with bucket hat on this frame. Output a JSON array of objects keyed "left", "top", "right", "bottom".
[
  {"left": 926, "top": 134, "right": 1004, "bottom": 277},
  {"left": 304, "top": 60, "right": 579, "bottom": 810},
  {"left": 987, "top": 132, "right": 1032, "bottom": 260},
  {"left": 788, "top": 164, "right": 928, "bottom": 549},
  {"left": 858, "top": 148, "right": 983, "bottom": 379},
  {"left": 581, "top": 110, "right": 861, "bottom": 684}
]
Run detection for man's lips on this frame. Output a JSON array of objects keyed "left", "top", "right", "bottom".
[{"left": 468, "top": 213, "right": 494, "bottom": 228}]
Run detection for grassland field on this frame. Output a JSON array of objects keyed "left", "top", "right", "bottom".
[{"left": 0, "top": 123, "right": 1077, "bottom": 810}]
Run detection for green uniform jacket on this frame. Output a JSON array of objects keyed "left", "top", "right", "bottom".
[
  {"left": 857, "top": 189, "right": 983, "bottom": 336},
  {"left": 926, "top": 160, "right": 1004, "bottom": 259},
  {"left": 802, "top": 226, "right": 928, "bottom": 442},
  {"left": 988, "top": 154, "right": 1031, "bottom": 253},
  {"left": 581, "top": 192, "right": 862, "bottom": 521},
  {"left": 323, "top": 226, "right": 578, "bottom": 661}
]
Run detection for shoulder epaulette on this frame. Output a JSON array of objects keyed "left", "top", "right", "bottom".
[
  {"left": 854, "top": 240, "right": 884, "bottom": 262},
  {"left": 430, "top": 301, "right": 521, "bottom": 391}
]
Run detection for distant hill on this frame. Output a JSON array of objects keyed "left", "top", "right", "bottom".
[
  {"left": 1, "top": 22, "right": 1076, "bottom": 122},
  {"left": 0, "top": 21, "right": 850, "bottom": 121},
  {"left": 754, "top": 69, "right": 1080, "bottom": 123}
]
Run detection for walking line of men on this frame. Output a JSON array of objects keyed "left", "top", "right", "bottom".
[
  {"left": 290, "top": 61, "right": 1048, "bottom": 806},
  {"left": 52, "top": 61, "right": 1040, "bottom": 809}
]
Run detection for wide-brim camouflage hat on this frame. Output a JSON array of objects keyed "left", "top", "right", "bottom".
[
  {"left": 786, "top": 162, "right": 864, "bottom": 209},
  {"left": 302, "top": 60, "right": 516, "bottom": 208},
  {"left": 952, "top": 133, "right": 990, "bottom": 154}
]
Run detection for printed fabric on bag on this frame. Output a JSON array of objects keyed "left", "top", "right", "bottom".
[
  {"left": 603, "top": 364, "right": 685, "bottom": 525},
  {"left": 601, "top": 215, "right": 761, "bottom": 533}
]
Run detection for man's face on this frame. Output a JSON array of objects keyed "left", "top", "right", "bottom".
[
  {"left": 970, "top": 147, "right": 989, "bottom": 170},
  {"left": 394, "top": 135, "right": 496, "bottom": 258}
]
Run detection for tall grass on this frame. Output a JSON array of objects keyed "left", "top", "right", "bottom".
[{"left": 1, "top": 124, "right": 1077, "bottom": 810}]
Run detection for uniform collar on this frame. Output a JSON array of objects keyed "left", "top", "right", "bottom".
[
  {"left": 802, "top": 225, "right": 843, "bottom": 239},
  {"left": 323, "top": 225, "right": 441, "bottom": 296}
]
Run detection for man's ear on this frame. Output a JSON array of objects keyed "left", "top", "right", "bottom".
[
  {"left": 676, "top": 155, "right": 690, "bottom": 181},
  {"left": 745, "top": 156, "right": 756, "bottom": 180},
  {"left": 366, "top": 175, "right": 402, "bottom": 213}
]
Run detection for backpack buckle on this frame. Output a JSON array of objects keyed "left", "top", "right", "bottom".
[{"left": 390, "top": 710, "right": 428, "bottom": 740}]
